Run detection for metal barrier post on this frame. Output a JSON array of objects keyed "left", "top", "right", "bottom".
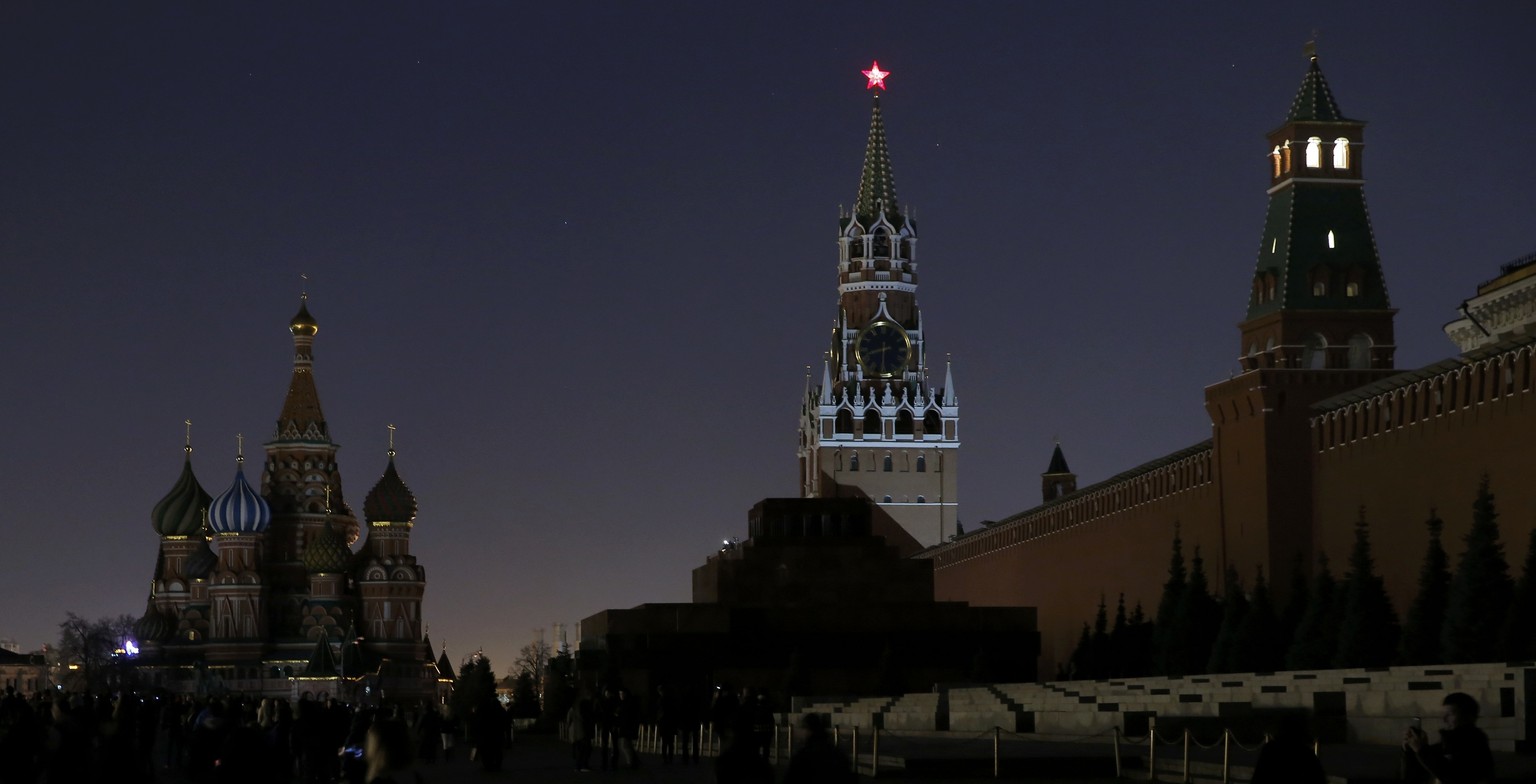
[
  {"left": 1221, "top": 731, "right": 1230, "bottom": 784},
  {"left": 1113, "top": 727, "right": 1122, "bottom": 779},
  {"left": 852, "top": 726, "right": 860, "bottom": 772},
  {"left": 1182, "top": 730, "right": 1190, "bottom": 784},
  {"left": 872, "top": 726, "right": 879, "bottom": 777},
  {"left": 833, "top": 725, "right": 840, "bottom": 751},
  {"left": 993, "top": 726, "right": 1001, "bottom": 778},
  {"left": 1148, "top": 717, "right": 1157, "bottom": 782}
]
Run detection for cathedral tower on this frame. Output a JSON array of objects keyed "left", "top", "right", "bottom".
[
  {"left": 206, "top": 442, "right": 272, "bottom": 662},
  {"left": 800, "top": 66, "right": 959, "bottom": 551},
  {"left": 1204, "top": 50, "right": 1399, "bottom": 594},
  {"left": 261, "top": 295, "right": 361, "bottom": 646}
]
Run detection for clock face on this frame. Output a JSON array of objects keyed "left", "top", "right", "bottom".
[{"left": 856, "top": 320, "right": 911, "bottom": 378}]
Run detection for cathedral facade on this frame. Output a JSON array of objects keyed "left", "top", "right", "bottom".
[
  {"left": 132, "top": 298, "right": 444, "bottom": 701},
  {"left": 915, "top": 55, "right": 1536, "bottom": 678},
  {"left": 799, "top": 90, "right": 960, "bottom": 552}
]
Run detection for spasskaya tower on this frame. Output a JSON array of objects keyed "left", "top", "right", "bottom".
[{"left": 799, "top": 63, "right": 960, "bottom": 551}]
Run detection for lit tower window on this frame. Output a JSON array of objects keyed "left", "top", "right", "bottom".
[
  {"left": 1333, "top": 138, "right": 1350, "bottom": 169},
  {"left": 1306, "top": 137, "right": 1322, "bottom": 168}
]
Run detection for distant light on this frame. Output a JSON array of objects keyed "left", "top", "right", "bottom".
[
  {"left": 124, "top": 640, "right": 140, "bottom": 657},
  {"left": 862, "top": 61, "right": 890, "bottom": 91}
]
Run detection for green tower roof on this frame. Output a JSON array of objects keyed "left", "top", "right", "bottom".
[
  {"left": 1287, "top": 57, "right": 1350, "bottom": 123},
  {"left": 854, "top": 94, "right": 899, "bottom": 224}
]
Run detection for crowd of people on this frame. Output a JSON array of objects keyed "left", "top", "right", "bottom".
[{"left": 0, "top": 686, "right": 513, "bottom": 784}]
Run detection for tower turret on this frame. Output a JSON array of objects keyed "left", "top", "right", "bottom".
[
  {"left": 358, "top": 432, "right": 426, "bottom": 647},
  {"left": 1041, "top": 442, "right": 1077, "bottom": 503},
  {"left": 207, "top": 440, "right": 271, "bottom": 659},
  {"left": 1241, "top": 52, "right": 1395, "bottom": 371}
]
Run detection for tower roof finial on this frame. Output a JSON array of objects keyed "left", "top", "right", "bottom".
[
  {"left": 853, "top": 64, "right": 899, "bottom": 223},
  {"left": 235, "top": 433, "right": 244, "bottom": 466},
  {"left": 387, "top": 423, "right": 396, "bottom": 458},
  {"left": 184, "top": 419, "right": 193, "bottom": 455}
]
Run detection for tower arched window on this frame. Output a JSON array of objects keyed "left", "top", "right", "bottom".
[
  {"left": 834, "top": 409, "right": 853, "bottom": 434},
  {"left": 882, "top": 495, "right": 892, "bottom": 504},
  {"left": 1327, "top": 230, "right": 1336, "bottom": 249},
  {"left": 1309, "top": 265, "right": 1331, "bottom": 297},
  {"left": 1270, "top": 146, "right": 1282, "bottom": 177},
  {"left": 923, "top": 410, "right": 941, "bottom": 435},
  {"left": 863, "top": 410, "right": 881, "bottom": 438},
  {"left": 1345, "top": 266, "right": 1364, "bottom": 298},
  {"left": 872, "top": 230, "right": 890, "bottom": 258},
  {"left": 1306, "top": 137, "right": 1322, "bottom": 168},
  {"left": 1348, "top": 333, "right": 1373, "bottom": 369},
  {"left": 895, "top": 409, "right": 914, "bottom": 436},
  {"left": 917, "top": 495, "right": 925, "bottom": 503},
  {"left": 1282, "top": 142, "right": 1292, "bottom": 172},
  {"left": 849, "top": 452, "right": 860, "bottom": 471},
  {"left": 1333, "top": 138, "right": 1350, "bottom": 169},
  {"left": 916, "top": 454, "right": 926, "bottom": 473},
  {"left": 882, "top": 454, "right": 893, "bottom": 472},
  {"left": 1302, "top": 334, "right": 1328, "bottom": 369}
]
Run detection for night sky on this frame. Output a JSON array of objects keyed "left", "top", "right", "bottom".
[{"left": 3, "top": 4, "right": 1533, "bottom": 671}]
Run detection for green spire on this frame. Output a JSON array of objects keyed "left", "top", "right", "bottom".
[
  {"left": 1287, "top": 56, "right": 1348, "bottom": 122},
  {"left": 854, "top": 94, "right": 899, "bottom": 224}
]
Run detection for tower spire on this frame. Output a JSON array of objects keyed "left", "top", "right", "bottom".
[
  {"left": 854, "top": 92, "right": 899, "bottom": 224},
  {"left": 275, "top": 293, "right": 329, "bottom": 443}
]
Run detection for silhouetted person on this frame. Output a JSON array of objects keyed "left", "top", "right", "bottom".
[
  {"left": 783, "top": 713, "right": 855, "bottom": 784},
  {"left": 656, "top": 684, "right": 678, "bottom": 764},
  {"left": 1403, "top": 692, "right": 1494, "bottom": 784},
  {"left": 1250, "top": 713, "right": 1326, "bottom": 784},
  {"left": 615, "top": 688, "right": 640, "bottom": 769},
  {"left": 565, "top": 694, "right": 594, "bottom": 771},
  {"left": 411, "top": 701, "right": 439, "bottom": 764},
  {"left": 714, "top": 724, "right": 773, "bottom": 784},
  {"left": 363, "top": 718, "right": 416, "bottom": 784}
]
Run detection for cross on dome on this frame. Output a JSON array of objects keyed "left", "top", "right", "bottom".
[{"left": 863, "top": 61, "right": 890, "bottom": 90}]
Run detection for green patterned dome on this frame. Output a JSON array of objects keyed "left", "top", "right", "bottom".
[
  {"left": 303, "top": 518, "right": 352, "bottom": 573},
  {"left": 152, "top": 454, "right": 212, "bottom": 537},
  {"left": 133, "top": 601, "right": 174, "bottom": 643}
]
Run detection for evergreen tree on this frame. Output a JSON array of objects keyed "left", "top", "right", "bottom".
[
  {"left": 1279, "top": 551, "right": 1310, "bottom": 657},
  {"left": 1109, "top": 593, "right": 1129, "bottom": 678},
  {"left": 1234, "top": 567, "right": 1283, "bottom": 673},
  {"left": 1128, "top": 602, "right": 1153, "bottom": 678},
  {"left": 452, "top": 653, "right": 496, "bottom": 719},
  {"left": 1090, "top": 595, "right": 1111, "bottom": 678},
  {"left": 1399, "top": 511, "right": 1451, "bottom": 665},
  {"left": 1207, "top": 566, "right": 1248, "bottom": 674},
  {"left": 1286, "top": 554, "right": 1339, "bottom": 670},
  {"left": 1152, "top": 525, "right": 1187, "bottom": 675},
  {"left": 1502, "top": 528, "right": 1536, "bottom": 661},
  {"left": 1443, "top": 475, "right": 1515, "bottom": 663},
  {"left": 1334, "top": 508, "right": 1401, "bottom": 668},
  {"left": 1068, "top": 623, "right": 1093, "bottom": 680},
  {"left": 1172, "top": 546, "right": 1221, "bottom": 675}
]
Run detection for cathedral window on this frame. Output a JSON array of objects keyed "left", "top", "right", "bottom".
[
  {"left": 863, "top": 410, "right": 881, "bottom": 438},
  {"left": 923, "top": 410, "right": 941, "bottom": 435},
  {"left": 883, "top": 454, "right": 893, "bottom": 472},
  {"left": 834, "top": 409, "right": 853, "bottom": 435},
  {"left": 917, "top": 495, "right": 925, "bottom": 503},
  {"left": 1302, "top": 334, "right": 1328, "bottom": 369},
  {"left": 1282, "top": 142, "right": 1292, "bottom": 172},
  {"left": 882, "top": 495, "right": 892, "bottom": 503},
  {"left": 1306, "top": 137, "right": 1322, "bottom": 168},
  {"left": 1345, "top": 282, "right": 1360, "bottom": 297},
  {"left": 895, "top": 409, "right": 914, "bottom": 435},
  {"left": 1271, "top": 146, "right": 1282, "bottom": 177},
  {"left": 916, "top": 454, "right": 926, "bottom": 472},
  {"left": 849, "top": 452, "right": 860, "bottom": 471},
  {"left": 1333, "top": 138, "right": 1350, "bottom": 169},
  {"left": 1327, "top": 230, "right": 1336, "bottom": 249}
]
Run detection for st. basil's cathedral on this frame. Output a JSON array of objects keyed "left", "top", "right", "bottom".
[{"left": 131, "top": 297, "right": 448, "bottom": 700}]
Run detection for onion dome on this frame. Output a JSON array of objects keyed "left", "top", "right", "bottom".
[
  {"left": 364, "top": 449, "right": 417, "bottom": 524},
  {"left": 133, "top": 600, "right": 174, "bottom": 643},
  {"left": 303, "top": 518, "right": 352, "bottom": 573},
  {"left": 152, "top": 450, "right": 213, "bottom": 537},
  {"left": 184, "top": 533, "right": 218, "bottom": 579},
  {"left": 291, "top": 293, "right": 318, "bottom": 337},
  {"left": 208, "top": 447, "right": 272, "bottom": 534}
]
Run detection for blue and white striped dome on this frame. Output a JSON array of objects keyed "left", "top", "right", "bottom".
[{"left": 208, "top": 464, "right": 271, "bottom": 534}]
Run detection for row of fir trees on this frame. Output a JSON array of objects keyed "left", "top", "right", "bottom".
[{"left": 1066, "top": 476, "right": 1536, "bottom": 680}]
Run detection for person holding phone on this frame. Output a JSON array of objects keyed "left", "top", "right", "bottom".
[{"left": 1402, "top": 692, "right": 1494, "bottom": 784}]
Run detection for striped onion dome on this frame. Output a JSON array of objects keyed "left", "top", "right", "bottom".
[
  {"left": 303, "top": 518, "right": 352, "bottom": 573},
  {"left": 184, "top": 535, "right": 218, "bottom": 579},
  {"left": 364, "top": 452, "right": 417, "bottom": 524},
  {"left": 133, "top": 601, "right": 174, "bottom": 643},
  {"left": 152, "top": 453, "right": 212, "bottom": 537},
  {"left": 208, "top": 462, "right": 271, "bottom": 534}
]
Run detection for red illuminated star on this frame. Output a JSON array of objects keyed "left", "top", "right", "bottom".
[{"left": 862, "top": 61, "right": 890, "bottom": 90}]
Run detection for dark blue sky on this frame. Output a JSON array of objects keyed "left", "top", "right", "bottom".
[{"left": 2, "top": 3, "right": 1532, "bottom": 669}]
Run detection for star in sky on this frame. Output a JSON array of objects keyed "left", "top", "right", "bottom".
[{"left": 862, "top": 61, "right": 890, "bottom": 90}]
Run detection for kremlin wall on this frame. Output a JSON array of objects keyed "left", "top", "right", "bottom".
[{"left": 913, "top": 58, "right": 1536, "bottom": 678}]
